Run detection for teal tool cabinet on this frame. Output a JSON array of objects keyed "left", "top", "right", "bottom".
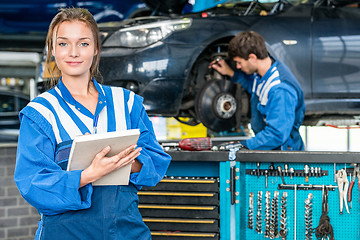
[{"left": 138, "top": 151, "right": 360, "bottom": 240}]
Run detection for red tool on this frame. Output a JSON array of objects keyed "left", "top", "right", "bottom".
[
  {"left": 161, "top": 137, "right": 212, "bottom": 151},
  {"left": 348, "top": 164, "right": 359, "bottom": 204}
]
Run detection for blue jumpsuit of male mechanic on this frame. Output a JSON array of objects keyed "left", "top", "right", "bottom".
[
  {"left": 233, "top": 58, "right": 305, "bottom": 150},
  {"left": 14, "top": 79, "right": 171, "bottom": 239}
]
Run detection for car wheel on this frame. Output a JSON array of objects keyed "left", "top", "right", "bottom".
[
  {"left": 182, "top": 43, "right": 250, "bottom": 132},
  {"left": 195, "top": 79, "right": 239, "bottom": 132}
]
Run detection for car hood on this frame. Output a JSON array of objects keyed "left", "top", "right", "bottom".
[
  {"left": 141, "top": 0, "right": 188, "bottom": 14},
  {"left": 140, "top": 0, "right": 360, "bottom": 12},
  {"left": 330, "top": 0, "right": 360, "bottom": 7},
  {"left": 98, "top": 15, "right": 172, "bottom": 32}
]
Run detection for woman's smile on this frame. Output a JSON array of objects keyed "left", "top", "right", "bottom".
[{"left": 66, "top": 61, "right": 83, "bottom": 66}]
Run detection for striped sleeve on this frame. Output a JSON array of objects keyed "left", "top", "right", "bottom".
[{"left": 14, "top": 107, "right": 93, "bottom": 215}]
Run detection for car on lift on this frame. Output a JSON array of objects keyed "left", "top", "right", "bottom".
[
  {"left": 0, "top": 89, "right": 29, "bottom": 142},
  {"left": 0, "top": 0, "right": 151, "bottom": 34},
  {"left": 0, "top": 0, "right": 152, "bottom": 52},
  {"left": 41, "top": 0, "right": 360, "bottom": 132}
]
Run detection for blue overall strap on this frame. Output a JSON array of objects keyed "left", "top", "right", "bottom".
[{"left": 55, "top": 140, "right": 73, "bottom": 170}]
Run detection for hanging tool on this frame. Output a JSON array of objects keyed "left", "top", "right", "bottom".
[
  {"left": 264, "top": 170, "right": 268, "bottom": 188},
  {"left": 294, "top": 184, "right": 297, "bottom": 240},
  {"left": 336, "top": 169, "right": 350, "bottom": 214},
  {"left": 348, "top": 164, "right": 359, "bottom": 205},
  {"left": 284, "top": 164, "right": 289, "bottom": 176},
  {"left": 278, "top": 166, "right": 286, "bottom": 185},
  {"left": 289, "top": 168, "right": 294, "bottom": 179},
  {"left": 304, "top": 193, "right": 313, "bottom": 240},
  {"left": 248, "top": 192, "right": 254, "bottom": 229},
  {"left": 304, "top": 165, "right": 309, "bottom": 182},
  {"left": 264, "top": 191, "right": 271, "bottom": 238},
  {"left": 255, "top": 191, "right": 263, "bottom": 234},
  {"left": 268, "top": 163, "right": 275, "bottom": 175},
  {"left": 161, "top": 137, "right": 211, "bottom": 151},
  {"left": 278, "top": 184, "right": 338, "bottom": 191},
  {"left": 269, "top": 191, "right": 279, "bottom": 239},
  {"left": 279, "top": 192, "right": 288, "bottom": 240},
  {"left": 216, "top": 141, "right": 249, "bottom": 151},
  {"left": 349, "top": 173, "right": 352, "bottom": 209},
  {"left": 314, "top": 187, "right": 334, "bottom": 240},
  {"left": 314, "top": 167, "right": 318, "bottom": 178}
]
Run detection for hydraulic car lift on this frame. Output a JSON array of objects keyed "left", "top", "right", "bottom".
[{"left": 138, "top": 150, "right": 360, "bottom": 240}]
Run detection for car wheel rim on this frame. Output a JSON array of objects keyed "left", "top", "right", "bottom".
[{"left": 195, "top": 79, "right": 237, "bottom": 132}]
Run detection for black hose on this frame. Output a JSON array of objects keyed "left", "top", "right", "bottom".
[
  {"left": 314, "top": 214, "right": 334, "bottom": 240},
  {"left": 314, "top": 188, "right": 335, "bottom": 240}
]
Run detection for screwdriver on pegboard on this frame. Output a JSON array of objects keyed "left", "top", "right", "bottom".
[{"left": 161, "top": 137, "right": 212, "bottom": 151}]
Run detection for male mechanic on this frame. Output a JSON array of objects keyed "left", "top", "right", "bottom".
[{"left": 210, "top": 31, "right": 305, "bottom": 150}]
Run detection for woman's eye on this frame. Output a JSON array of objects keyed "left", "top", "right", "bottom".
[
  {"left": 58, "top": 42, "right": 67, "bottom": 47},
  {"left": 80, "top": 42, "right": 89, "bottom": 47}
]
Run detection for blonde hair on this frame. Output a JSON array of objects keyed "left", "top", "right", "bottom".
[{"left": 45, "top": 7, "right": 101, "bottom": 88}]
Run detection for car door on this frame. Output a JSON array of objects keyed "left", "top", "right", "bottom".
[{"left": 312, "top": 2, "right": 360, "bottom": 98}]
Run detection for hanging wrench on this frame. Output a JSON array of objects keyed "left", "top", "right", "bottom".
[{"left": 336, "top": 169, "right": 350, "bottom": 214}]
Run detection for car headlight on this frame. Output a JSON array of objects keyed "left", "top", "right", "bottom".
[{"left": 103, "top": 18, "right": 192, "bottom": 48}]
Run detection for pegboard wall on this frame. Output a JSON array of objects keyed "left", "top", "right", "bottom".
[{"left": 240, "top": 162, "right": 360, "bottom": 240}]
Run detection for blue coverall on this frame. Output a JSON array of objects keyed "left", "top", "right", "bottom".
[
  {"left": 14, "top": 78, "right": 171, "bottom": 239},
  {"left": 232, "top": 58, "right": 305, "bottom": 150}
]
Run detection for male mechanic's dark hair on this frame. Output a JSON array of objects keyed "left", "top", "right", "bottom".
[
  {"left": 228, "top": 31, "right": 268, "bottom": 60},
  {"left": 45, "top": 7, "right": 101, "bottom": 88}
]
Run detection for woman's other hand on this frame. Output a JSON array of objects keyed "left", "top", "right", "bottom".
[{"left": 131, "top": 159, "right": 142, "bottom": 173}]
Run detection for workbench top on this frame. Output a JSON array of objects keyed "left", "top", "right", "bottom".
[{"left": 167, "top": 150, "right": 360, "bottom": 163}]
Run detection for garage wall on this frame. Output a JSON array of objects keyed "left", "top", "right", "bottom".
[{"left": 0, "top": 145, "right": 38, "bottom": 240}]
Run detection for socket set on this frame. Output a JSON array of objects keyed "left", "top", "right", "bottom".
[
  {"left": 246, "top": 166, "right": 328, "bottom": 178},
  {"left": 243, "top": 162, "right": 359, "bottom": 240}
]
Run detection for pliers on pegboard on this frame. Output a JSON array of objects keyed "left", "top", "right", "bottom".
[
  {"left": 336, "top": 169, "right": 350, "bottom": 214},
  {"left": 348, "top": 164, "right": 360, "bottom": 206}
]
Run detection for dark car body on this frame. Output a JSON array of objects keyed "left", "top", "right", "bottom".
[
  {"left": 0, "top": 89, "right": 29, "bottom": 142},
  {"left": 0, "top": 0, "right": 151, "bottom": 52},
  {"left": 0, "top": 0, "right": 150, "bottom": 34},
  {"left": 97, "top": 0, "right": 360, "bottom": 131}
]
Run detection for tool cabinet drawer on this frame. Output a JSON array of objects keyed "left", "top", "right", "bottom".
[
  {"left": 139, "top": 205, "right": 219, "bottom": 219},
  {"left": 143, "top": 218, "right": 219, "bottom": 232},
  {"left": 141, "top": 178, "right": 219, "bottom": 192},
  {"left": 138, "top": 191, "right": 219, "bottom": 205},
  {"left": 138, "top": 175, "right": 220, "bottom": 237},
  {"left": 151, "top": 231, "right": 219, "bottom": 240}
]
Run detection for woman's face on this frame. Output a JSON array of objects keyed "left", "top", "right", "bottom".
[{"left": 52, "top": 20, "right": 97, "bottom": 80}]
